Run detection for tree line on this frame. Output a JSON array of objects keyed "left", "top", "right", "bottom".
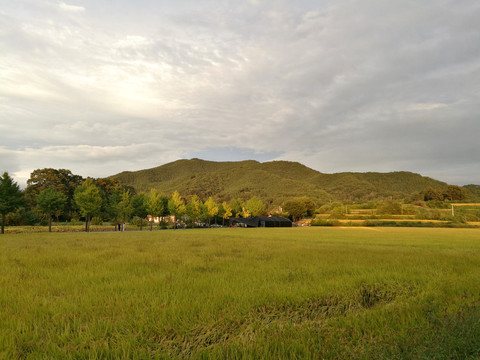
[
  {"left": 1, "top": 167, "right": 472, "bottom": 234},
  {"left": 1, "top": 168, "right": 292, "bottom": 233}
]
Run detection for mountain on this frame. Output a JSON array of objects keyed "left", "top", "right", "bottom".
[
  {"left": 110, "top": 158, "right": 448, "bottom": 205},
  {"left": 463, "top": 185, "right": 480, "bottom": 202}
]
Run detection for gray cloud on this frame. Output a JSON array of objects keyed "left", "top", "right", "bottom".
[{"left": 1, "top": 0, "right": 479, "bottom": 187}]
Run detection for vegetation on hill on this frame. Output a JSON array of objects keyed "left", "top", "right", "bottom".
[
  {"left": 1, "top": 160, "right": 478, "bottom": 231},
  {"left": 111, "top": 158, "right": 450, "bottom": 204},
  {"left": 464, "top": 184, "right": 480, "bottom": 202}
]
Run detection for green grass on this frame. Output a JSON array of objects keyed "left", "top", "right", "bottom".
[{"left": 1, "top": 228, "right": 480, "bottom": 359}]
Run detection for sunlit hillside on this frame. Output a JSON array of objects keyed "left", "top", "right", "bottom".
[{"left": 111, "top": 159, "right": 448, "bottom": 205}]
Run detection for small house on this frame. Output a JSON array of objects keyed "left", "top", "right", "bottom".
[{"left": 231, "top": 216, "right": 292, "bottom": 228}]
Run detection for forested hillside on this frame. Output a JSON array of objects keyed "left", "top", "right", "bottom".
[
  {"left": 111, "top": 158, "right": 449, "bottom": 205},
  {"left": 463, "top": 185, "right": 480, "bottom": 202}
]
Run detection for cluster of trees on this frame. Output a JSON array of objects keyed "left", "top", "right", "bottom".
[
  {"left": 0, "top": 172, "right": 24, "bottom": 234},
  {"left": 422, "top": 186, "right": 469, "bottom": 202},
  {"left": 138, "top": 190, "right": 269, "bottom": 229},
  {"left": 0, "top": 168, "right": 287, "bottom": 233},
  {"left": 1, "top": 167, "right": 474, "bottom": 234}
]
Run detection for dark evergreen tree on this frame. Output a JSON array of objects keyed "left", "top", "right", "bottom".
[{"left": 0, "top": 172, "right": 24, "bottom": 234}]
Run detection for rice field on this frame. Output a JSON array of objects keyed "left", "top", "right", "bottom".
[{"left": 1, "top": 227, "right": 480, "bottom": 359}]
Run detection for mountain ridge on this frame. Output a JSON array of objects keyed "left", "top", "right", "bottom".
[{"left": 110, "top": 158, "right": 449, "bottom": 205}]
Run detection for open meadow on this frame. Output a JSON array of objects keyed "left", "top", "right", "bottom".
[{"left": 1, "top": 227, "right": 480, "bottom": 359}]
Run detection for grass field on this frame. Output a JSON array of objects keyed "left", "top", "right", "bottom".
[{"left": 1, "top": 227, "right": 480, "bottom": 359}]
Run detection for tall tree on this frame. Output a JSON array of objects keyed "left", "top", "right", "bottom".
[
  {"left": 423, "top": 188, "right": 444, "bottom": 202},
  {"left": 283, "top": 196, "right": 316, "bottom": 222},
  {"left": 107, "top": 189, "right": 133, "bottom": 230},
  {"left": 74, "top": 179, "right": 102, "bottom": 232},
  {"left": 443, "top": 185, "right": 467, "bottom": 201},
  {"left": 229, "top": 198, "right": 244, "bottom": 218},
  {"left": 186, "top": 194, "right": 203, "bottom": 228},
  {"left": 221, "top": 201, "right": 232, "bottom": 226},
  {"left": 204, "top": 196, "right": 219, "bottom": 226},
  {"left": 25, "top": 168, "right": 83, "bottom": 217},
  {"left": 0, "top": 172, "right": 24, "bottom": 234},
  {"left": 146, "top": 189, "right": 164, "bottom": 230},
  {"left": 107, "top": 190, "right": 122, "bottom": 226},
  {"left": 113, "top": 190, "right": 133, "bottom": 230},
  {"left": 245, "top": 196, "right": 266, "bottom": 217},
  {"left": 283, "top": 198, "right": 307, "bottom": 222},
  {"left": 36, "top": 187, "right": 67, "bottom": 232},
  {"left": 132, "top": 193, "right": 148, "bottom": 230},
  {"left": 168, "top": 191, "right": 186, "bottom": 228}
]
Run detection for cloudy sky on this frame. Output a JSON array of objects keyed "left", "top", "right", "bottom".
[{"left": 1, "top": 0, "right": 479, "bottom": 187}]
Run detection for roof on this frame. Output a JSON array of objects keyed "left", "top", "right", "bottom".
[{"left": 232, "top": 216, "right": 292, "bottom": 227}]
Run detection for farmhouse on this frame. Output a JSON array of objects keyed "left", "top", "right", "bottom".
[
  {"left": 231, "top": 216, "right": 292, "bottom": 228},
  {"left": 146, "top": 215, "right": 176, "bottom": 223}
]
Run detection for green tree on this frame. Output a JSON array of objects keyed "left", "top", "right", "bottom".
[
  {"left": 423, "top": 188, "right": 444, "bottom": 202},
  {"left": 283, "top": 198, "right": 308, "bottom": 222},
  {"left": 25, "top": 168, "right": 83, "bottom": 218},
  {"left": 74, "top": 179, "right": 102, "bottom": 232},
  {"left": 117, "top": 190, "right": 133, "bottom": 227},
  {"left": 229, "top": 198, "right": 244, "bottom": 217},
  {"left": 443, "top": 185, "right": 467, "bottom": 201},
  {"left": 204, "top": 196, "right": 219, "bottom": 226},
  {"left": 186, "top": 195, "right": 204, "bottom": 228},
  {"left": 107, "top": 190, "right": 122, "bottom": 225},
  {"left": 0, "top": 172, "right": 24, "bottom": 234},
  {"left": 245, "top": 196, "right": 266, "bottom": 217},
  {"left": 146, "top": 189, "right": 164, "bottom": 231},
  {"left": 36, "top": 187, "right": 67, "bottom": 232},
  {"left": 168, "top": 191, "right": 186, "bottom": 228},
  {"left": 93, "top": 177, "right": 125, "bottom": 197},
  {"left": 221, "top": 201, "right": 232, "bottom": 225},
  {"left": 132, "top": 193, "right": 148, "bottom": 230},
  {"left": 299, "top": 196, "right": 316, "bottom": 217}
]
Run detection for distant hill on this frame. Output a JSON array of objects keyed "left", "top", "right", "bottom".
[
  {"left": 463, "top": 185, "right": 480, "bottom": 202},
  {"left": 110, "top": 158, "right": 449, "bottom": 205}
]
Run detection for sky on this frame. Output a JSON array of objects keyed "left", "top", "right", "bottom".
[{"left": 1, "top": 0, "right": 479, "bottom": 187}]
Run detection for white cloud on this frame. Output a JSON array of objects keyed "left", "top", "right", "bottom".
[
  {"left": 58, "top": 2, "right": 85, "bottom": 13},
  {"left": 407, "top": 103, "right": 449, "bottom": 112},
  {"left": 1, "top": 0, "right": 479, "bottom": 186},
  {"left": 1, "top": 143, "right": 189, "bottom": 188}
]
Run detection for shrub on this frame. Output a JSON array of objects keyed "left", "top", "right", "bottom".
[
  {"left": 70, "top": 217, "right": 82, "bottom": 226},
  {"left": 131, "top": 217, "right": 149, "bottom": 227},
  {"left": 329, "top": 206, "right": 347, "bottom": 219},
  {"left": 5, "top": 209, "right": 23, "bottom": 226},
  {"left": 426, "top": 200, "right": 450, "bottom": 209},
  {"left": 5, "top": 208, "right": 41, "bottom": 226},
  {"left": 377, "top": 200, "right": 402, "bottom": 215},
  {"left": 158, "top": 221, "right": 170, "bottom": 229},
  {"left": 311, "top": 218, "right": 340, "bottom": 226},
  {"left": 23, "top": 210, "right": 41, "bottom": 225},
  {"left": 90, "top": 216, "right": 104, "bottom": 225}
]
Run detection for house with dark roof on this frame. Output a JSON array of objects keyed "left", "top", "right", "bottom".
[{"left": 231, "top": 216, "right": 292, "bottom": 228}]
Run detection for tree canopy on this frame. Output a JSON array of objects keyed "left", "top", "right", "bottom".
[
  {"left": 74, "top": 179, "right": 102, "bottom": 232},
  {"left": 0, "top": 172, "right": 24, "bottom": 234},
  {"left": 36, "top": 187, "right": 67, "bottom": 232},
  {"left": 204, "top": 196, "right": 219, "bottom": 225},
  {"left": 245, "top": 196, "right": 266, "bottom": 217},
  {"left": 168, "top": 191, "right": 186, "bottom": 221},
  {"left": 25, "top": 168, "right": 83, "bottom": 216}
]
